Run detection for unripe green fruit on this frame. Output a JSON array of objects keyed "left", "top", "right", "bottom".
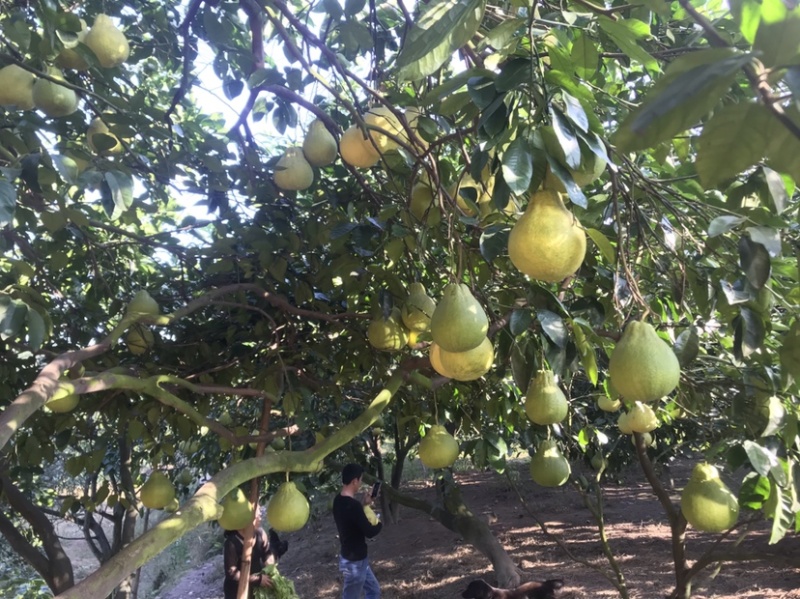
[
  {"left": 680, "top": 463, "right": 739, "bottom": 533},
  {"left": 525, "top": 370, "right": 569, "bottom": 425},
  {"left": 267, "top": 482, "right": 310, "bottom": 532},
  {"left": 418, "top": 425, "right": 459, "bottom": 469},
  {"left": 140, "top": 472, "right": 176, "bottom": 510},
  {"left": 530, "top": 439, "right": 571, "bottom": 487}
]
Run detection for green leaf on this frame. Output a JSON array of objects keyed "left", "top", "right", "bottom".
[
  {"left": 762, "top": 166, "right": 789, "bottom": 213},
  {"left": 744, "top": 440, "right": 777, "bottom": 477},
  {"left": 572, "top": 322, "right": 598, "bottom": 385},
  {"left": 0, "top": 178, "right": 15, "bottom": 227},
  {"left": 102, "top": 171, "right": 134, "bottom": 220},
  {"left": 481, "top": 17, "right": 525, "bottom": 51},
  {"left": 754, "top": 16, "right": 800, "bottom": 68},
  {"left": 479, "top": 223, "right": 510, "bottom": 263},
  {"left": 738, "top": 235, "right": 771, "bottom": 290},
  {"left": 585, "top": 228, "right": 615, "bottom": 264},
  {"left": 614, "top": 50, "right": 753, "bottom": 152},
  {"left": 501, "top": 137, "right": 533, "bottom": 195},
  {"left": 397, "top": 0, "right": 486, "bottom": 81},
  {"left": 571, "top": 32, "right": 599, "bottom": 80},
  {"left": 708, "top": 215, "right": 746, "bottom": 237},
  {"left": 26, "top": 308, "right": 46, "bottom": 351},
  {"left": 734, "top": 307, "right": 765, "bottom": 360},
  {"left": 598, "top": 16, "right": 660, "bottom": 73},
  {"left": 673, "top": 326, "right": 699, "bottom": 367},
  {"left": 0, "top": 298, "right": 27, "bottom": 340},
  {"left": 537, "top": 309, "right": 567, "bottom": 348},
  {"left": 510, "top": 309, "right": 532, "bottom": 336},
  {"left": 695, "top": 103, "right": 773, "bottom": 188},
  {"left": 563, "top": 93, "right": 589, "bottom": 133},
  {"left": 550, "top": 109, "right": 581, "bottom": 169},
  {"left": 546, "top": 157, "right": 587, "bottom": 208}
]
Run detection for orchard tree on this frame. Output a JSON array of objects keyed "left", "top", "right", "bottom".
[{"left": 1, "top": 0, "right": 800, "bottom": 598}]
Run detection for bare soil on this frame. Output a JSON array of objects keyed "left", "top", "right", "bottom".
[{"left": 148, "top": 460, "right": 800, "bottom": 599}]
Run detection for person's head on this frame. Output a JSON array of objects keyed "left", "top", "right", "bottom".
[{"left": 342, "top": 463, "right": 364, "bottom": 489}]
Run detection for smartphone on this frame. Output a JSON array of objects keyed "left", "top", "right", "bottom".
[{"left": 370, "top": 481, "right": 381, "bottom": 498}]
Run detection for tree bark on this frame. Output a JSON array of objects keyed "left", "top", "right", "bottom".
[
  {"left": 0, "top": 474, "right": 74, "bottom": 593},
  {"left": 383, "top": 471, "right": 521, "bottom": 587}
]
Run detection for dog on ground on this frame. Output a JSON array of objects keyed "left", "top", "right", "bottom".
[{"left": 461, "top": 577, "right": 564, "bottom": 599}]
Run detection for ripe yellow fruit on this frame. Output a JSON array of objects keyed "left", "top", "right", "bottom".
[
  {"left": 87, "top": 116, "right": 122, "bottom": 154},
  {"left": 126, "top": 325, "right": 154, "bottom": 355},
  {"left": 597, "top": 394, "right": 621, "bottom": 412},
  {"left": 84, "top": 14, "right": 130, "bottom": 68},
  {"left": 267, "top": 481, "right": 310, "bottom": 532},
  {"left": 409, "top": 183, "right": 441, "bottom": 226},
  {"left": 46, "top": 382, "right": 80, "bottom": 413},
  {"left": 218, "top": 488, "right": 253, "bottom": 530},
  {"left": 430, "top": 283, "right": 488, "bottom": 353},
  {"left": 429, "top": 342, "right": 455, "bottom": 378},
  {"left": 401, "top": 283, "right": 436, "bottom": 332},
  {"left": 437, "top": 337, "right": 494, "bottom": 381},
  {"left": 418, "top": 425, "right": 460, "bottom": 469},
  {"left": 680, "top": 463, "right": 739, "bottom": 533},
  {"left": 365, "top": 106, "right": 403, "bottom": 152},
  {"left": 627, "top": 402, "right": 659, "bottom": 433},
  {"left": 617, "top": 411, "right": 633, "bottom": 434},
  {"left": 302, "top": 119, "right": 338, "bottom": 167},
  {"left": 126, "top": 290, "right": 160, "bottom": 317},
  {"left": 530, "top": 439, "right": 571, "bottom": 487},
  {"left": 0, "top": 64, "right": 35, "bottom": 110},
  {"left": 56, "top": 19, "right": 90, "bottom": 70},
  {"left": 459, "top": 169, "right": 495, "bottom": 204},
  {"left": 273, "top": 147, "right": 314, "bottom": 191},
  {"left": 363, "top": 505, "right": 379, "bottom": 525},
  {"left": 508, "top": 190, "right": 586, "bottom": 283},
  {"left": 140, "top": 472, "right": 176, "bottom": 510},
  {"left": 367, "top": 307, "right": 409, "bottom": 351},
  {"left": 608, "top": 321, "right": 681, "bottom": 403},
  {"left": 32, "top": 68, "right": 79, "bottom": 118},
  {"left": 340, "top": 125, "right": 380, "bottom": 168},
  {"left": 525, "top": 370, "right": 569, "bottom": 425}
]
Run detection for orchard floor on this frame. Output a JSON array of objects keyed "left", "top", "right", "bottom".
[{"left": 146, "top": 459, "right": 800, "bottom": 599}]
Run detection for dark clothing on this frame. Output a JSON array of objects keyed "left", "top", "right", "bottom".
[
  {"left": 223, "top": 528, "right": 268, "bottom": 599},
  {"left": 332, "top": 494, "right": 383, "bottom": 561}
]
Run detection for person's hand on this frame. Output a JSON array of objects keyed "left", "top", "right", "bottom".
[
  {"left": 258, "top": 574, "right": 273, "bottom": 588},
  {"left": 361, "top": 493, "right": 374, "bottom": 507}
]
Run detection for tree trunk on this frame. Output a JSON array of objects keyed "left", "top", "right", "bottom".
[
  {"left": 0, "top": 474, "right": 75, "bottom": 593},
  {"left": 384, "top": 471, "right": 521, "bottom": 587}
]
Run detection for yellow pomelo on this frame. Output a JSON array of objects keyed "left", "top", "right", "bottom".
[
  {"left": 430, "top": 283, "right": 488, "bottom": 353},
  {"left": 597, "top": 394, "right": 621, "bottom": 412},
  {"left": 140, "top": 472, "right": 176, "bottom": 510},
  {"left": 302, "top": 119, "right": 338, "bottom": 167},
  {"left": 56, "top": 19, "right": 90, "bottom": 70},
  {"left": 274, "top": 147, "right": 314, "bottom": 191},
  {"left": 87, "top": 116, "right": 123, "bottom": 154},
  {"left": 340, "top": 125, "right": 380, "bottom": 168},
  {"left": 218, "top": 488, "right": 254, "bottom": 530},
  {"left": 508, "top": 190, "right": 586, "bottom": 283},
  {"left": 525, "top": 369, "right": 569, "bottom": 425},
  {"left": 267, "top": 481, "right": 310, "bottom": 532},
  {"left": 363, "top": 505, "right": 379, "bottom": 525},
  {"left": 409, "top": 183, "right": 441, "bottom": 226},
  {"left": 46, "top": 383, "right": 80, "bottom": 413},
  {"left": 631, "top": 431, "right": 655, "bottom": 447},
  {"left": 32, "top": 68, "right": 79, "bottom": 117},
  {"left": 530, "top": 439, "right": 571, "bottom": 487},
  {"left": 627, "top": 402, "right": 659, "bottom": 433},
  {"left": 367, "top": 307, "right": 409, "bottom": 351},
  {"left": 84, "top": 14, "right": 130, "bottom": 68},
  {"left": 429, "top": 342, "right": 455, "bottom": 378},
  {"left": 680, "top": 463, "right": 739, "bottom": 533},
  {"left": 608, "top": 321, "right": 681, "bottom": 403},
  {"left": 459, "top": 169, "right": 495, "bottom": 204},
  {"left": 365, "top": 106, "right": 403, "bottom": 152},
  {"left": 126, "top": 290, "right": 160, "bottom": 317},
  {"left": 438, "top": 337, "right": 494, "bottom": 381},
  {"left": 0, "top": 64, "right": 35, "bottom": 110},
  {"left": 126, "top": 325, "right": 154, "bottom": 355},
  {"left": 418, "top": 425, "right": 460, "bottom": 469},
  {"left": 401, "top": 283, "right": 436, "bottom": 332},
  {"left": 617, "top": 411, "right": 634, "bottom": 434}
]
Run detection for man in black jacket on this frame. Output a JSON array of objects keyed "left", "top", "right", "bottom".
[{"left": 332, "top": 463, "right": 383, "bottom": 599}]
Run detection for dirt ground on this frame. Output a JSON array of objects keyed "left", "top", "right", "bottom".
[{"left": 148, "top": 459, "right": 800, "bottom": 599}]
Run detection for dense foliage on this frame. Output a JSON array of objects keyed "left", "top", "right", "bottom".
[{"left": 1, "top": 0, "right": 799, "bottom": 596}]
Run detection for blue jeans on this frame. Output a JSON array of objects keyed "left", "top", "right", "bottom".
[{"left": 339, "top": 556, "right": 380, "bottom": 599}]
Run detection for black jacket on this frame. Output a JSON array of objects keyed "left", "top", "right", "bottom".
[{"left": 332, "top": 494, "right": 383, "bottom": 561}]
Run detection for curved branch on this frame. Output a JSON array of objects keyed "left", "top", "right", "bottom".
[{"left": 56, "top": 371, "right": 405, "bottom": 599}]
